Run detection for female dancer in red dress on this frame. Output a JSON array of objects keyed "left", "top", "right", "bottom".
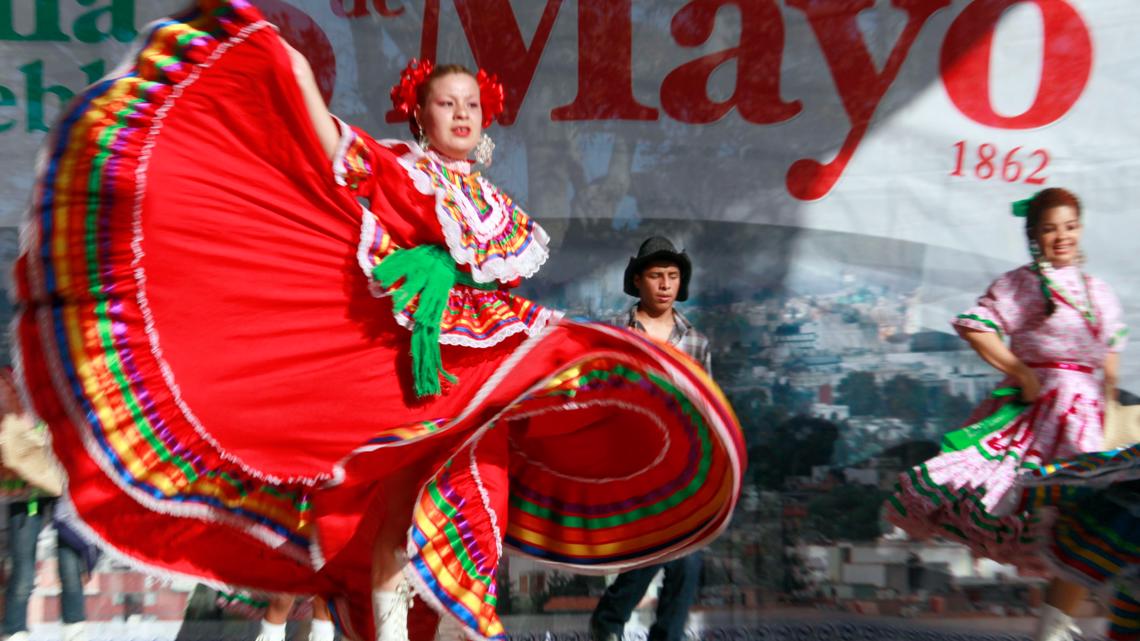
[{"left": 12, "top": 2, "right": 746, "bottom": 640}]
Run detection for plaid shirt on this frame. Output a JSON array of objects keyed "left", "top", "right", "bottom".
[{"left": 614, "top": 304, "right": 712, "bottom": 375}]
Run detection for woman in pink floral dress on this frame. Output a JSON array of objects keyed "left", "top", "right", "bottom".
[{"left": 887, "top": 188, "right": 1128, "bottom": 641}]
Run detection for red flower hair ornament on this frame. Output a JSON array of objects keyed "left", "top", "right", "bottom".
[
  {"left": 474, "top": 69, "right": 505, "bottom": 128},
  {"left": 389, "top": 58, "right": 506, "bottom": 129}
]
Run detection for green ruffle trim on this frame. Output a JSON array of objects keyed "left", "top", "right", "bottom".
[{"left": 956, "top": 313, "right": 1004, "bottom": 339}]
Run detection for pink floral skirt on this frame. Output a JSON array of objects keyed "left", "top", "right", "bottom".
[{"left": 887, "top": 364, "right": 1104, "bottom": 569}]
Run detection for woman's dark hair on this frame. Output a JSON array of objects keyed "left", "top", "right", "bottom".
[
  {"left": 1024, "top": 187, "right": 1082, "bottom": 316},
  {"left": 408, "top": 64, "right": 476, "bottom": 138}
]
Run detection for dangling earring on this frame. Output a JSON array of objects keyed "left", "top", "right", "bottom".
[
  {"left": 416, "top": 123, "right": 429, "bottom": 151},
  {"left": 474, "top": 133, "right": 495, "bottom": 166},
  {"left": 1077, "top": 248, "right": 1087, "bottom": 265}
]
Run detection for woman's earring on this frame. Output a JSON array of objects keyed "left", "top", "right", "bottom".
[
  {"left": 474, "top": 133, "right": 495, "bottom": 166},
  {"left": 417, "top": 124, "right": 428, "bottom": 151}
]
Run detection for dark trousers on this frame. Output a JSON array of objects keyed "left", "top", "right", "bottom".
[
  {"left": 590, "top": 553, "right": 702, "bottom": 641},
  {"left": 3, "top": 498, "right": 87, "bottom": 634}
]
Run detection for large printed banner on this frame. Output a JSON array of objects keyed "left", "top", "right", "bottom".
[
  {"left": 1, "top": 1, "right": 1136, "bottom": 336},
  {"left": 1, "top": 0, "right": 1137, "bottom": 433},
  {"left": 3, "top": 0, "right": 1133, "bottom": 379},
  {"left": 0, "top": 1, "right": 1135, "bottom": 364},
  {"left": 4, "top": 0, "right": 1130, "bottom": 378}
]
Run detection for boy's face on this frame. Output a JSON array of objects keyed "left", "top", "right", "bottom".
[{"left": 634, "top": 260, "right": 682, "bottom": 315}]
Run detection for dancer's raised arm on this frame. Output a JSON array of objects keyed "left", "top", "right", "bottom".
[{"left": 282, "top": 39, "right": 339, "bottom": 160}]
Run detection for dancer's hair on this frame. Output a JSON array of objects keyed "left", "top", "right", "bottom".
[{"left": 1024, "top": 187, "right": 1082, "bottom": 317}]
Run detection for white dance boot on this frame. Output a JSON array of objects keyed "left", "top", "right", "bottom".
[
  {"left": 309, "top": 618, "right": 336, "bottom": 641},
  {"left": 255, "top": 618, "right": 287, "bottom": 641},
  {"left": 374, "top": 581, "right": 413, "bottom": 641},
  {"left": 1034, "top": 604, "right": 1081, "bottom": 641}
]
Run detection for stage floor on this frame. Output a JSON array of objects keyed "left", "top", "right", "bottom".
[{"left": 16, "top": 609, "right": 1109, "bottom": 641}]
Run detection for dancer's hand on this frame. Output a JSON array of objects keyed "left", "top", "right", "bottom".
[{"left": 1013, "top": 364, "right": 1041, "bottom": 403}]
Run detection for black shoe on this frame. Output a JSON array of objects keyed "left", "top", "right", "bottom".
[{"left": 589, "top": 620, "right": 620, "bottom": 641}]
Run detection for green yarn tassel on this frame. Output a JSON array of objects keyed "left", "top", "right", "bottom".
[{"left": 373, "top": 245, "right": 495, "bottom": 397}]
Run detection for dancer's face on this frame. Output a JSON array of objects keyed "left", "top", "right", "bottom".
[
  {"left": 416, "top": 73, "right": 482, "bottom": 161},
  {"left": 1034, "top": 205, "right": 1082, "bottom": 267},
  {"left": 634, "top": 260, "right": 682, "bottom": 315}
]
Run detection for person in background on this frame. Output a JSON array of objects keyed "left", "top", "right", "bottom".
[
  {"left": 590, "top": 236, "right": 710, "bottom": 641},
  {"left": 886, "top": 188, "right": 1128, "bottom": 641},
  {"left": 1, "top": 369, "right": 89, "bottom": 641}
]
